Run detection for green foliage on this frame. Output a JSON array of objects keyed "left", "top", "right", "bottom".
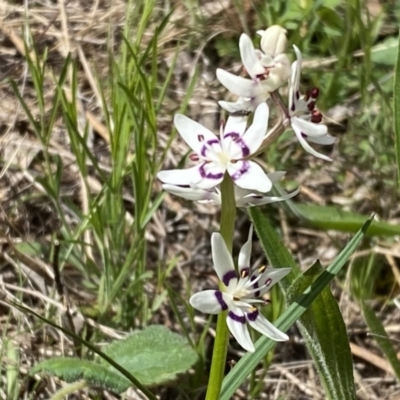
[
  {"left": 292, "top": 203, "right": 400, "bottom": 236},
  {"left": 361, "top": 301, "right": 400, "bottom": 380},
  {"left": 287, "top": 262, "right": 356, "bottom": 400},
  {"left": 30, "top": 325, "right": 198, "bottom": 394},
  {"left": 220, "top": 212, "right": 371, "bottom": 400}
]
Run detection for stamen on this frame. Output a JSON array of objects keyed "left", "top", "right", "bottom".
[
  {"left": 198, "top": 134, "right": 204, "bottom": 142},
  {"left": 311, "top": 110, "right": 322, "bottom": 123},
  {"left": 258, "top": 265, "right": 266, "bottom": 273},
  {"left": 310, "top": 87, "right": 320, "bottom": 99},
  {"left": 189, "top": 153, "right": 199, "bottom": 162},
  {"left": 240, "top": 269, "right": 249, "bottom": 279}
]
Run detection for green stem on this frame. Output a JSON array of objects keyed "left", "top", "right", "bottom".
[{"left": 205, "top": 173, "right": 236, "bottom": 400}]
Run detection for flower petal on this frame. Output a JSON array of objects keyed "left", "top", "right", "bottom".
[
  {"left": 216, "top": 68, "right": 257, "bottom": 98},
  {"left": 218, "top": 99, "right": 254, "bottom": 113},
  {"left": 224, "top": 115, "right": 248, "bottom": 138},
  {"left": 257, "top": 267, "right": 292, "bottom": 296},
  {"left": 190, "top": 290, "right": 232, "bottom": 314},
  {"left": 158, "top": 166, "right": 203, "bottom": 186},
  {"left": 239, "top": 33, "right": 265, "bottom": 79},
  {"left": 211, "top": 232, "right": 237, "bottom": 287},
  {"left": 174, "top": 114, "right": 217, "bottom": 154},
  {"left": 238, "top": 225, "right": 253, "bottom": 273},
  {"left": 238, "top": 187, "right": 300, "bottom": 207},
  {"left": 162, "top": 184, "right": 220, "bottom": 203},
  {"left": 291, "top": 123, "right": 333, "bottom": 161},
  {"left": 306, "top": 134, "right": 336, "bottom": 145},
  {"left": 292, "top": 117, "right": 328, "bottom": 137},
  {"left": 195, "top": 162, "right": 225, "bottom": 189},
  {"left": 228, "top": 160, "right": 272, "bottom": 192},
  {"left": 240, "top": 102, "right": 269, "bottom": 154},
  {"left": 227, "top": 308, "right": 255, "bottom": 352},
  {"left": 246, "top": 311, "right": 288, "bottom": 341}
]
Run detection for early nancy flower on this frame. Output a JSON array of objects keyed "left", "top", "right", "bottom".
[
  {"left": 162, "top": 171, "right": 300, "bottom": 207},
  {"left": 217, "top": 27, "right": 291, "bottom": 113},
  {"left": 190, "top": 226, "right": 290, "bottom": 353},
  {"left": 158, "top": 103, "right": 273, "bottom": 193},
  {"left": 288, "top": 46, "right": 336, "bottom": 161}
]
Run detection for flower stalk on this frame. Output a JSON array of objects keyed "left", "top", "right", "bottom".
[{"left": 205, "top": 173, "right": 236, "bottom": 400}]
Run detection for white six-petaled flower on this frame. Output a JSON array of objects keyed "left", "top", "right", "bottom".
[
  {"left": 190, "top": 226, "right": 291, "bottom": 352},
  {"left": 217, "top": 27, "right": 291, "bottom": 113},
  {"left": 288, "top": 46, "right": 336, "bottom": 161},
  {"left": 158, "top": 103, "right": 273, "bottom": 193},
  {"left": 162, "top": 171, "right": 299, "bottom": 207}
]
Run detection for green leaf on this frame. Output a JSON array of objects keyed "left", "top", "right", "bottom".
[
  {"left": 30, "top": 326, "right": 198, "bottom": 393},
  {"left": 394, "top": 35, "right": 400, "bottom": 185},
  {"left": 30, "top": 358, "right": 130, "bottom": 393},
  {"left": 294, "top": 204, "right": 400, "bottom": 236},
  {"left": 361, "top": 301, "right": 400, "bottom": 379},
  {"left": 286, "top": 261, "right": 356, "bottom": 400},
  {"left": 220, "top": 211, "right": 371, "bottom": 400},
  {"left": 371, "top": 36, "right": 398, "bottom": 66},
  {"left": 101, "top": 325, "right": 198, "bottom": 386}
]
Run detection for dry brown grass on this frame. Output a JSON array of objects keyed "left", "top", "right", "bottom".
[{"left": 0, "top": 0, "right": 399, "bottom": 399}]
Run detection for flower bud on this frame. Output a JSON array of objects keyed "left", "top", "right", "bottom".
[{"left": 257, "top": 25, "right": 287, "bottom": 57}]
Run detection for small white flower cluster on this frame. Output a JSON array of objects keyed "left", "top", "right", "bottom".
[
  {"left": 158, "top": 27, "right": 336, "bottom": 352},
  {"left": 159, "top": 26, "right": 335, "bottom": 207}
]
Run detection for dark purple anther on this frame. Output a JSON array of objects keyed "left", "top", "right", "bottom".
[
  {"left": 307, "top": 101, "right": 315, "bottom": 111},
  {"left": 190, "top": 153, "right": 199, "bottom": 162},
  {"left": 310, "top": 87, "right": 319, "bottom": 99},
  {"left": 311, "top": 110, "right": 322, "bottom": 123}
]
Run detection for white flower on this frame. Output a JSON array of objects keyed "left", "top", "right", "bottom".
[
  {"left": 162, "top": 171, "right": 300, "bottom": 207},
  {"left": 190, "top": 226, "right": 290, "bottom": 353},
  {"left": 288, "top": 46, "right": 336, "bottom": 161},
  {"left": 158, "top": 103, "right": 272, "bottom": 193},
  {"left": 217, "top": 28, "right": 291, "bottom": 113}
]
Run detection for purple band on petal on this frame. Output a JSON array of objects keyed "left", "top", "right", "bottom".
[
  {"left": 224, "top": 132, "right": 250, "bottom": 158},
  {"left": 199, "top": 164, "right": 224, "bottom": 180},
  {"left": 230, "top": 160, "right": 250, "bottom": 181},
  {"left": 246, "top": 309, "right": 259, "bottom": 322},
  {"left": 215, "top": 291, "right": 228, "bottom": 311},
  {"left": 228, "top": 310, "right": 246, "bottom": 324},
  {"left": 222, "top": 270, "right": 236, "bottom": 286},
  {"left": 200, "top": 139, "right": 219, "bottom": 157}
]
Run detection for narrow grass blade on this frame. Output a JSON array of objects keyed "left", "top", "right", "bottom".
[
  {"left": 220, "top": 214, "right": 372, "bottom": 400},
  {"left": 361, "top": 301, "right": 400, "bottom": 379},
  {"left": 393, "top": 35, "right": 400, "bottom": 184}
]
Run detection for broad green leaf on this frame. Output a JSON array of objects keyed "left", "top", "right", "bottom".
[
  {"left": 294, "top": 204, "right": 400, "bottom": 236},
  {"left": 394, "top": 35, "right": 400, "bottom": 185},
  {"left": 286, "top": 261, "right": 356, "bottom": 400},
  {"left": 30, "top": 358, "right": 130, "bottom": 393},
  {"left": 361, "top": 301, "right": 400, "bottom": 379},
  {"left": 220, "top": 211, "right": 371, "bottom": 400},
  {"left": 30, "top": 326, "right": 198, "bottom": 393},
  {"left": 101, "top": 325, "right": 198, "bottom": 386}
]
